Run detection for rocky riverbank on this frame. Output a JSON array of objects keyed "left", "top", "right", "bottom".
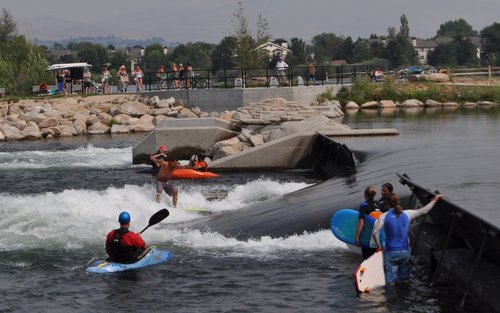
[
  {"left": 1, "top": 94, "right": 497, "bottom": 145},
  {"left": 0, "top": 94, "right": 345, "bottom": 142}
]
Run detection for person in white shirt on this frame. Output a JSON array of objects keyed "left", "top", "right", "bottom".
[
  {"left": 275, "top": 58, "right": 288, "bottom": 86},
  {"left": 372, "top": 193, "right": 443, "bottom": 284}
]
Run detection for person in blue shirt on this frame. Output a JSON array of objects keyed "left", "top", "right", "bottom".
[
  {"left": 372, "top": 193, "right": 443, "bottom": 285},
  {"left": 355, "top": 186, "right": 382, "bottom": 259}
]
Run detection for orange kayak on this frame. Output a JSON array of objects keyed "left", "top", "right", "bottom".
[
  {"left": 137, "top": 168, "right": 218, "bottom": 179},
  {"left": 172, "top": 169, "right": 219, "bottom": 179}
]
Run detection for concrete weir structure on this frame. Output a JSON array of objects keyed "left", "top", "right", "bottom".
[
  {"left": 132, "top": 116, "right": 399, "bottom": 172},
  {"left": 132, "top": 118, "right": 241, "bottom": 164}
]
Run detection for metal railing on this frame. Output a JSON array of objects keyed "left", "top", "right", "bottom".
[{"left": 143, "top": 65, "right": 371, "bottom": 91}]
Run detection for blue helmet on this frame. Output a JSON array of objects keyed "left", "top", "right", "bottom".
[{"left": 118, "top": 211, "right": 131, "bottom": 224}]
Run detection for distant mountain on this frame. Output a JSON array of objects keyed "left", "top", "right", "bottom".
[{"left": 29, "top": 35, "right": 180, "bottom": 49}]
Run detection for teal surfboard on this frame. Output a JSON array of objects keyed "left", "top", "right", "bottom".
[
  {"left": 86, "top": 247, "right": 173, "bottom": 273},
  {"left": 330, "top": 209, "right": 385, "bottom": 249}
]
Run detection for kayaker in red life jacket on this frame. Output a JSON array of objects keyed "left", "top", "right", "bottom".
[
  {"left": 105, "top": 211, "right": 147, "bottom": 263},
  {"left": 193, "top": 154, "right": 208, "bottom": 172}
]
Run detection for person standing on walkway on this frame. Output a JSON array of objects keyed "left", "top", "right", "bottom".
[
  {"left": 276, "top": 57, "right": 288, "bottom": 87},
  {"left": 133, "top": 66, "right": 144, "bottom": 92},
  {"left": 101, "top": 67, "right": 111, "bottom": 93},
  {"left": 117, "top": 65, "right": 129, "bottom": 93},
  {"left": 307, "top": 62, "right": 316, "bottom": 85},
  {"left": 171, "top": 63, "right": 179, "bottom": 89}
]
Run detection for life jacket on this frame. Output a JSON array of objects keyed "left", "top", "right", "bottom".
[
  {"left": 383, "top": 209, "right": 410, "bottom": 251},
  {"left": 107, "top": 228, "right": 136, "bottom": 263},
  {"left": 194, "top": 161, "right": 208, "bottom": 172}
]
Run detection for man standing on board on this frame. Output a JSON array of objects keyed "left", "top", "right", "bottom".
[{"left": 150, "top": 155, "right": 191, "bottom": 208}]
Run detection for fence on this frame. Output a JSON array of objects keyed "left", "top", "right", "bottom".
[
  {"left": 448, "top": 66, "right": 500, "bottom": 79},
  {"left": 143, "top": 65, "right": 371, "bottom": 91}
]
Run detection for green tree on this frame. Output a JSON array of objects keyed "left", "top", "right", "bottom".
[
  {"left": 480, "top": 22, "right": 500, "bottom": 65},
  {"left": 351, "top": 39, "right": 373, "bottom": 63},
  {"left": 400, "top": 14, "right": 410, "bottom": 37},
  {"left": 52, "top": 42, "right": 65, "bottom": 50},
  {"left": 231, "top": 1, "right": 269, "bottom": 68},
  {"left": 436, "top": 19, "right": 477, "bottom": 38},
  {"left": 384, "top": 33, "right": 418, "bottom": 68},
  {"left": 171, "top": 42, "right": 215, "bottom": 70},
  {"left": 428, "top": 37, "right": 478, "bottom": 67},
  {"left": 311, "top": 33, "right": 344, "bottom": 63},
  {"left": 109, "top": 50, "right": 130, "bottom": 71},
  {"left": 0, "top": 9, "right": 52, "bottom": 94},
  {"left": 212, "top": 36, "right": 238, "bottom": 70},
  {"left": 0, "top": 8, "right": 17, "bottom": 42},
  {"left": 75, "top": 42, "right": 108, "bottom": 73},
  {"left": 288, "top": 37, "right": 306, "bottom": 66},
  {"left": 336, "top": 36, "right": 354, "bottom": 62},
  {"left": 142, "top": 44, "right": 168, "bottom": 72}
]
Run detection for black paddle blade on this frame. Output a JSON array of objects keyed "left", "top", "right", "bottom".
[
  {"left": 149, "top": 208, "right": 169, "bottom": 226},
  {"left": 140, "top": 208, "right": 169, "bottom": 234}
]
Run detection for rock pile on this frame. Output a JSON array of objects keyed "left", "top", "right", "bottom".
[
  {"left": 204, "top": 97, "right": 349, "bottom": 160},
  {"left": 0, "top": 95, "right": 191, "bottom": 141},
  {"left": 0, "top": 95, "right": 346, "bottom": 143}
]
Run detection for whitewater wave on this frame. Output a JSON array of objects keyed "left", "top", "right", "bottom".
[
  {"left": 0, "top": 178, "right": 323, "bottom": 254},
  {"left": 0, "top": 144, "right": 132, "bottom": 169}
]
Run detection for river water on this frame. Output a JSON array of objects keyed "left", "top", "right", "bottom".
[{"left": 1, "top": 105, "right": 499, "bottom": 312}]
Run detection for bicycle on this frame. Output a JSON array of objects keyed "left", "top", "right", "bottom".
[
  {"left": 192, "top": 74, "right": 209, "bottom": 89},
  {"left": 155, "top": 73, "right": 173, "bottom": 91},
  {"left": 91, "top": 81, "right": 111, "bottom": 94}
]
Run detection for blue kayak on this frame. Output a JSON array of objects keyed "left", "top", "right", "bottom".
[{"left": 86, "top": 247, "right": 173, "bottom": 273}]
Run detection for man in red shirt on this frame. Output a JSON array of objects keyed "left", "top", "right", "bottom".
[{"left": 105, "top": 211, "right": 146, "bottom": 263}]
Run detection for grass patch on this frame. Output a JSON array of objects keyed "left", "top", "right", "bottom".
[
  {"left": 317, "top": 88, "right": 335, "bottom": 103},
  {"left": 335, "top": 79, "right": 500, "bottom": 105}
]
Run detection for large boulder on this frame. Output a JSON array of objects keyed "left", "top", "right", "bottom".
[
  {"left": 38, "top": 117, "right": 60, "bottom": 128},
  {"left": 72, "top": 119, "right": 87, "bottom": 135},
  {"left": 21, "top": 123, "right": 41, "bottom": 140},
  {"left": 401, "top": 99, "right": 424, "bottom": 107},
  {"left": 110, "top": 124, "right": 130, "bottom": 134},
  {"left": 88, "top": 122, "right": 111, "bottom": 134},
  {"left": 262, "top": 115, "right": 331, "bottom": 141},
  {"left": 120, "top": 101, "right": 150, "bottom": 117},
  {"left": 58, "top": 125, "right": 78, "bottom": 137},
  {"left": 360, "top": 101, "right": 379, "bottom": 109},
  {"left": 0, "top": 124, "right": 23, "bottom": 140},
  {"left": 379, "top": 100, "right": 397, "bottom": 108},
  {"left": 130, "top": 114, "right": 154, "bottom": 132},
  {"left": 344, "top": 101, "right": 359, "bottom": 109},
  {"left": 98, "top": 112, "right": 113, "bottom": 126},
  {"left": 51, "top": 98, "right": 82, "bottom": 113}
]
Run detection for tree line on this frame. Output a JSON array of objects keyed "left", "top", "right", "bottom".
[{"left": 2, "top": 3, "right": 500, "bottom": 95}]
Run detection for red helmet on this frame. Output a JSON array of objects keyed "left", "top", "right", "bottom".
[{"left": 159, "top": 145, "right": 167, "bottom": 151}]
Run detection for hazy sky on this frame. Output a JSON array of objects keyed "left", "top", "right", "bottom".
[{"left": 5, "top": 0, "right": 500, "bottom": 43}]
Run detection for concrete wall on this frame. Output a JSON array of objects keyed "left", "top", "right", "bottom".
[
  {"left": 144, "top": 85, "right": 344, "bottom": 112},
  {"left": 132, "top": 118, "right": 240, "bottom": 164},
  {"left": 209, "top": 131, "right": 318, "bottom": 171}
]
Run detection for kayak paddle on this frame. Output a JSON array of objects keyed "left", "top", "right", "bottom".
[{"left": 140, "top": 208, "right": 170, "bottom": 234}]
